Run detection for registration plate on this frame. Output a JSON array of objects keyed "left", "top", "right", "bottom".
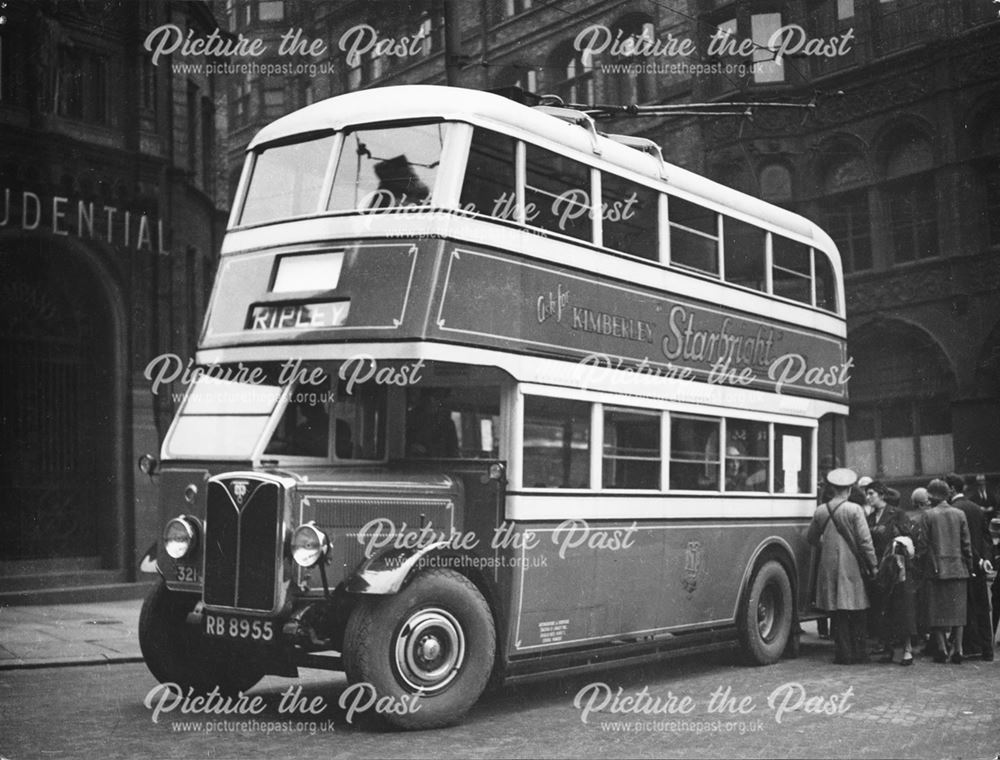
[{"left": 204, "top": 613, "right": 275, "bottom": 642}]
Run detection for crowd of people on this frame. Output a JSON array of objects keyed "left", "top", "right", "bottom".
[{"left": 807, "top": 468, "right": 999, "bottom": 666}]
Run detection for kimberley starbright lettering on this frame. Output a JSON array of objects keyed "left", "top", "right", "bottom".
[
  {"left": 661, "top": 305, "right": 775, "bottom": 368},
  {"left": 571, "top": 306, "right": 654, "bottom": 344}
]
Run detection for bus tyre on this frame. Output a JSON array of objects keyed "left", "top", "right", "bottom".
[
  {"left": 738, "top": 560, "right": 793, "bottom": 665},
  {"left": 139, "top": 579, "right": 264, "bottom": 696},
  {"left": 343, "top": 568, "right": 495, "bottom": 729}
]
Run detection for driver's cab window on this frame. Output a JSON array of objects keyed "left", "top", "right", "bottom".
[
  {"left": 265, "top": 372, "right": 386, "bottom": 461},
  {"left": 405, "top": 385, "right": 500, "bottom": 458}
]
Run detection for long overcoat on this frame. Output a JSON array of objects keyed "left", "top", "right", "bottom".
[{"left": 807, "top": 498, "right": 878, "bottom": 611}]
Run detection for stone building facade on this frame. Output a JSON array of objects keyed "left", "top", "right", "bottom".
[{"left": 0, "top": 0, "right": 227, "bottom": 597}]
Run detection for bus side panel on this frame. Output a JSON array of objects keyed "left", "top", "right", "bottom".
[{"left": 504, "top": 520, "right": 807, "bottom": 656}]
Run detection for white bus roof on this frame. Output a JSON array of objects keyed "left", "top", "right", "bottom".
[{"left": 248, "top": 85, "right": 829, "bottom": 245}]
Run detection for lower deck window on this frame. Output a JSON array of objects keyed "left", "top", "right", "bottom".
[
  {"left": 669, "top": 415, "right": 720, "bottom": 490},
  {"left": 725, "top": 419, "right": 769, "bottom": 492},
  {"left": 522, "top": 396, "right": 590, "bottom": 488},
  {"left": 603, "top": 408, "right": 660, "bottom": 489}
]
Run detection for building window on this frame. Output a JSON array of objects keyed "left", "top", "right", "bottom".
[
  {"left": 706, "top": 11, "right": 785, "bottom": 88},
  {"left": 231, "top": 76, "right": 251, "bottom": 121},
  {"left": 875, "top": 0, "right": 941, "bottom": 56},
  {"left": 187, "top": 82, "right": 198, "bottom": 174},
  {"left": 882, "top": 132, "right": 936, "bottom": 264},
  {"left": 974, "top": 104, "right": 1000, "bottom": 247},
  {"left": 57, "top": 45, "right": 109, "bottom": 124},
  {"left": 258, "top": 1, "right": 284, "bottom": 22},
  {"left": 821, "top": 190, "right": 872, "bottom": 272},
  {"left": 201, "top": 96, "right": 214, "bottom": 194},
  {"left": 489, "top": 0, "right": 533, "bottom": 24},
  {"left": 885, "top": 179, "right": 937, "bottom": 262},
  {"left": 846, "top": 325, "right": 955, "bottom": 478},
  {"left": 750, "top": 12, "right": 784, "bottom": 84},
  {"left": 263, "top": 86, "right": 285, "bottom": 118},
  {"left": 985, "top": 160, "right": 1000, "bottom": 247},
  {"left": 605, "top": 14, "right": 657, "bottom": 105},
  {"left": 550, "top": 42, "right": 593, "bottom": 104},
  {"left": 0, "top": 33, "right": 22, "bottom": 105},
  {"left": 346, "top": 61, "right": 362, "bottom": 90},
  {"left": 759, "top": 164, "right": 792, "bottom": 205},
  {"left": 417, "top": 12, "right": 444, "bottom": 54},
  {"left": 493, "top": 64, "right": 538, "bottom": 93},
  {"left": 141, "top": 55, "right": 157, "bottom": 114}
]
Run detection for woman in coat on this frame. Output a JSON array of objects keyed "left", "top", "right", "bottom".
[
  {"left": 808, "top": 468, "right": 879, "bottom": 664},
  {"left": 924, "top": 479, "right": 973, "bottom": 663},
  {"left": 877, "top": 490, "right": 929, "bottom": 665}
]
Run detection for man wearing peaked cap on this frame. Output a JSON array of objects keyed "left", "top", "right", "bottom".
[
  {"left": 827, "top": 468, "right": 857, "bottom": 488},
  {"left": 808, "top": 467, "right": 877, "bottom": 664}
]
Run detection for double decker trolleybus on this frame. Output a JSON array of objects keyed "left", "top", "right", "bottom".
[{"left": 138, "top": 85, "right": 850, "bottom": 729}]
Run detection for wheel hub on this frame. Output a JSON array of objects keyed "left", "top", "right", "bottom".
[
  {"left": 394, "top": 607, "right": 466, "bottom": 694},
  {"left": 757, "top": 586, "right": 777, "bottom": 641},
  {"left": 417, "top": 634, "right": 442, "bottom": 662}
]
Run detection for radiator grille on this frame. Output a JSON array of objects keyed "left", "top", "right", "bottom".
[{"left": 204, "top": 476, "right": 281, "bottom": 611}]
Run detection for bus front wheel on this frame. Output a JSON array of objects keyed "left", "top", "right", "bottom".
[
  {"left": 139, "top": 580, "right": 264, "bottom": 696},
  {"left": 343, "top": 568, "right": 495, "bottom": 729},
  {"left": 738, "top": 559, "right": 793, "bottom": 665}
]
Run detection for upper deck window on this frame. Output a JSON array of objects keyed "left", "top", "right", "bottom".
[
  {"left": 668, "top": 196, "right": 719, "bottom": 274},
  {"left": 601, "top": 172, "right": 658, "bottom": 260},
  {"left": 524, "top": 145, "right": 592, "bottom": 241},
  {"left": 327, "top": 123, "right": 445, "bottom": 212},
  {"left": 240, "top": 134, "right": 337, "bottom": 226},
  {"left": 723, "top": 216, "right": 766, "bottom": 291},
  {"left": 772, "top": 236, "right": 838, "bottom": 313},
  {"left": 460, "top": 128, "right": 517, "bottom": 220}
]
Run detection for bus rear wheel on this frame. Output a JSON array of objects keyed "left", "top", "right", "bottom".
[
  {"left": 738, "top": 559, "right": 793, "bottom": 665},
  {"left": 139, "top": 580, "right": 264, "bottom": 696},
  {"left": 343, "top": 568, "right": 495, "bottom": 729}
]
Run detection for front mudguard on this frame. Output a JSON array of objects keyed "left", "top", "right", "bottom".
[{"left": 344, "top": 541, "right": 454, "bottom": 594}]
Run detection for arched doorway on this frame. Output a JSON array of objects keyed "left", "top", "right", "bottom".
[{"left": 0, "top": 238, "right": 117, "bottom": 565}]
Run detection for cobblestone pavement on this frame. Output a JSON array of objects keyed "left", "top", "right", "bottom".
[{"left": 1, "top": 619, "right": 997, "bottom": 760}]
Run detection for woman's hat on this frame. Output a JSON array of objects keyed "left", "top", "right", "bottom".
[{"left": 826, "top": 468, "right": 858, "bottom": 487}]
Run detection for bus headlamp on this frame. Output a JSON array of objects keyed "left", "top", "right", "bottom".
[
  {"left": 292, "top": 522, "right": 329, "bottom": 568},
  {"left": 163, "top": 516, "right": 199, "bottom": 560}
]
